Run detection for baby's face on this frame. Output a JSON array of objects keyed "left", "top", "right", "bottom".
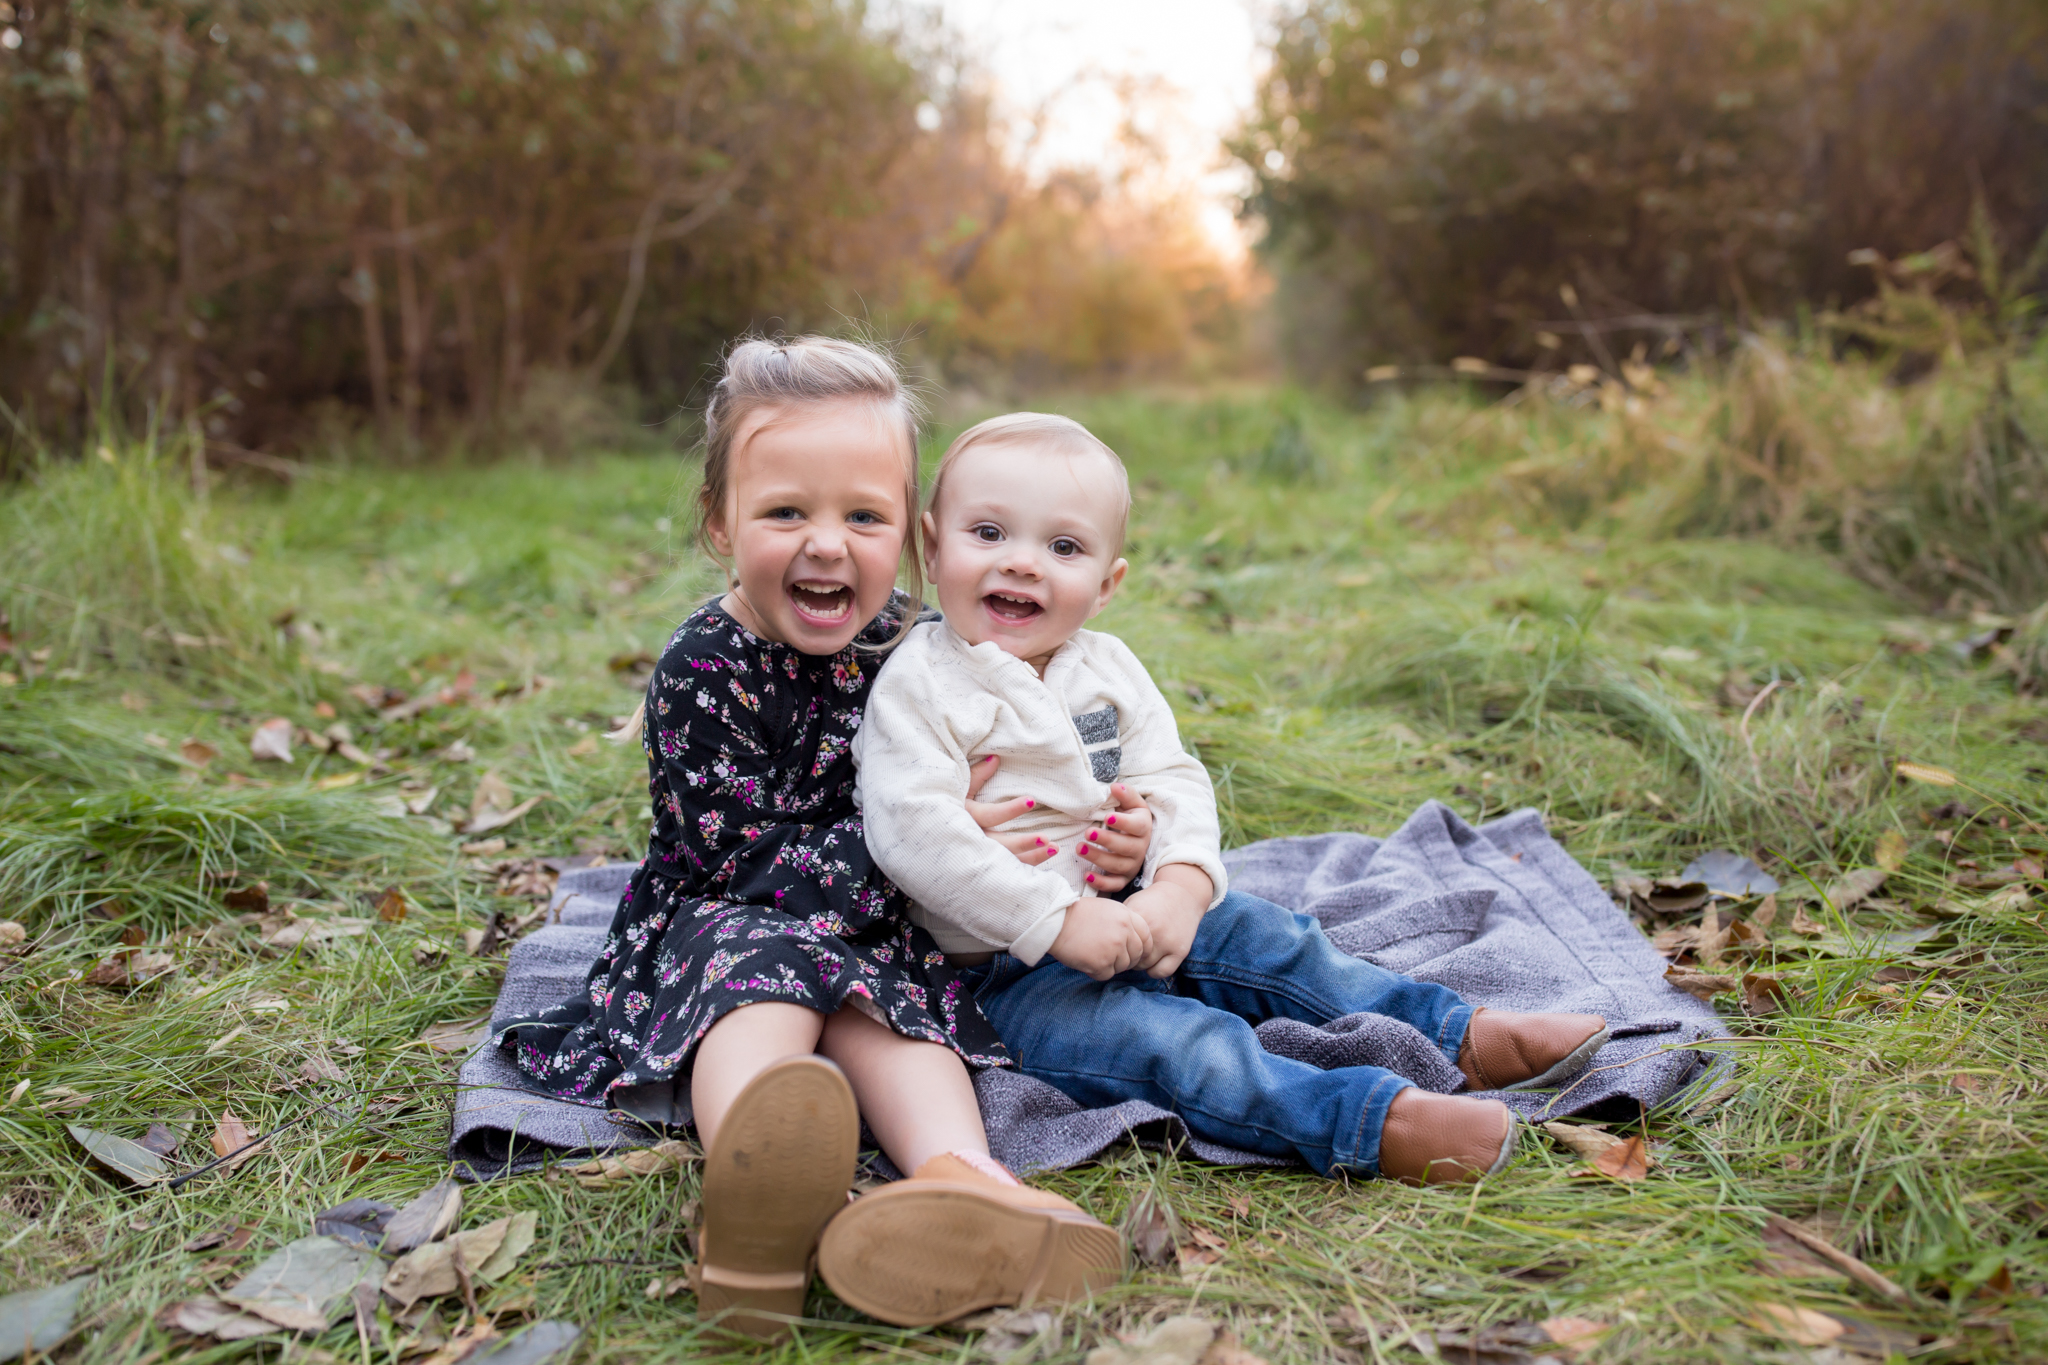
[{"left": 925, "top": 440, "right": 1128, "bottom": 673}]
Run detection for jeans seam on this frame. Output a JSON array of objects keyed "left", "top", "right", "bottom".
[{"left": 1023, "top": 1065, "right": 1314, "bottom": 1148}]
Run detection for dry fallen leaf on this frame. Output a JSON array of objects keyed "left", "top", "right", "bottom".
[
  {"left": 471, "top": 771, "right": 514, "bottom": 819},
  {"left": 382, "top": 1216, "right": 515, "bottom": 1308},
  {"left": 1084, "top": 1316, "right": 1217, "bottom": 1365},
  {"left": 0, "top": 920, "right": 24, "bottom": 950},
  {"left": 222, "top": 882, "right": 270, "bottom": 914},
  {"left": 376, "top": 886, "right": 410, "bottom": 923},
  {"left": 68, "top": 1124, "right": 172, "bottom": 1186},
  {"left": 1540, "top": 1121, "right": 1622, "bottom": 1160},
  {"left": 1820, "top": 867, "right": 1887, "bottom": 911},
  {"left": 1874, "top": 830, "right": 1909, "bottom": 872},
  {"left": 463, "top": 796, "right": 543, "bottom": 836},
  {"left": 1789, "top": 902, "right": 1825, "bottom": 935},
  {"left": 1589, "top": 1136, "right": 1652, "bottom": 1182},
  {"left": 156, "top": 1296, "right": 278, "bottom": 1341},
  {"left": 568, "top": 1139, "right": 698, "bottom": 1187},
  {"left": 179, "top": 739, "right": 220, "bottom": 767},
  {"left": 1664, "top": 965, "right": 1737, "bottom": 999},
  {"left": 420, "top": 1018, "right": 488, "bottom": 1054},
  {"left": 211, "top": 1111, "right": 266, "bottom": 1171},
  {"left": 1753, "top": 1303, "right": 1845, "bottom": 1348},
  {"left": 298, "top": 1054, "right": 347, "bottom": 1085},
  {"left": 249, "top": 718, "right": 294, "bottom": 763},
  {"left": 1742, "top": 973, "right": 1789, "bottom": 1015},
  {"left": 1122, "top": 1191, "right": 1179, "bottom": 1269},
  {"left": 1199, "top": 1327, "right": 1267, "bottom": 1365},
  {"left": 1538, "top": 1317, "right": 1609, "bottom": 1356}
]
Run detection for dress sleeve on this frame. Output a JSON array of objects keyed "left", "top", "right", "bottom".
[
  {"left": 1102, "top": 638, "right": 1230, "bottom": 908},
  {"left": 645, "top": 651, "right": 900, "bottom": 938}
]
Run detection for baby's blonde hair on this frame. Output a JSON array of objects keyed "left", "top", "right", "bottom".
[
  {"left": 925, "top": 413, "right": 1132, "bottom": 564},
  {"left": 612, "top": 334, "right": 926, "bottom": 744}
]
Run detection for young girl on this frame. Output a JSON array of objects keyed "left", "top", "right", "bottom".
[{"left": 493, "top": 339, "right": 1123, "bottom": 1340}]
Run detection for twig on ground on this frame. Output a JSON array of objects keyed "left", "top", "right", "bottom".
[{"left": 1763, "top": 1214, "right": 1909, "bottom": 1304}]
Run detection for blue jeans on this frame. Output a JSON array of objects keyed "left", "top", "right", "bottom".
[{"left": 965, "top": 890, "right": 1475, "bottom": 1176}]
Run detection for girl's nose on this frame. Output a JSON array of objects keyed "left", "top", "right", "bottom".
[{"left": 804, "top": 527, "right": 849, "bottom": 560}]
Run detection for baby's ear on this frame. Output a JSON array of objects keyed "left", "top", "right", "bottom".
[
  {"left": 919, "top": 510, "right": 939, "bottom": 569},
  {"left": 1089, "top": 558, "right": 1130, "bottom": 618}
]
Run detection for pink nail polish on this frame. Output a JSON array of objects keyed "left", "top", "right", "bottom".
[
  {"left": 1087, "top": 874, "right": 1096, "bottom": 883},
  {"left": 1025, "top": 799, "right": 1035, "bottom": 808},
  {"left": 1035, "top": 837, "right": 1045, "bottom": 846},
  {"left": 1107, "top": 814, "right": 1117, "bottom": 826}
]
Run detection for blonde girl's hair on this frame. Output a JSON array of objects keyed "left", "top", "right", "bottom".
[
  {"left": 611, "top": 334, "right": 927, "bottom": 744},
  {"left": 925, "top": 413, "right": 1132, "bottom": 567}
]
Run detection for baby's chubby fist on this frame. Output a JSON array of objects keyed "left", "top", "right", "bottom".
[{"left": 1047, "top": 894, "right": 1154, "bottom": 981}]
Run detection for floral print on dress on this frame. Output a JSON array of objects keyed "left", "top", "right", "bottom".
[{"left": 493, "top": 595, "right": 1009, "bottom": 1112}]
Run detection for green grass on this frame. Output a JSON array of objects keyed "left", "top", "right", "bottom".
[{"left": 3, "top": 356, "right": 2046, "bottom": 1364}]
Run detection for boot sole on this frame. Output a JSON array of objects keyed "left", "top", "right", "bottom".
[
  {"left": 697, "top": 1055, "right": 859, "bottom": 1341},
  {"left": 819, "top": 1181, "right": 1127, "bottom": 1326},
  {"left": 1503, "top": 1024, "right": 1611, "bottom": 1091}
]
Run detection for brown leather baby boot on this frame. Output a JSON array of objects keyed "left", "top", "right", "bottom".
[
  {"left": 1377, "top": 1088, "right": 1516, "bottom": 1185},
  {"left": 817, "top": 1150, "right": 1126, "bottom": 1326},
  {"left": 1457, "top": 1009, "right": 1609, "bottom": 1092}
]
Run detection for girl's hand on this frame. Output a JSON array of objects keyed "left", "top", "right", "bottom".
[
  {"left": 1076, "top": 784, "right": 1153, "bottom": 893},
  {"left": 964, "top": 755, "right": 1054, "bottom": 868}
]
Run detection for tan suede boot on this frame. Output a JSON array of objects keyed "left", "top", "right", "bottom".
[
  {"left": 695, "top": 1055, "right": 860, "bottom": 1342},
  {"left": 1377, "top": 1088, "right": 1516, "bottom": 1185},
  {"left": 817, "top": 1151, "right": 1126, "bottom": 1326},
  {"left": 1457, "top": 1009, "right": 1610, "bottom": 1092}
]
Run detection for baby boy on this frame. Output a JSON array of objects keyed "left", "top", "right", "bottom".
[{"left": 852, "top": 413, "right": 1609, "bottom": 1182}]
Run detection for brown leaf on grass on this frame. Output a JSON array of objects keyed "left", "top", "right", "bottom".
[
  {"left": 1538, "top": 1317, "right": 1610, "bottom": 1356},
  {"left": 1084, "top": 1316, "right": 1216, "bottom": 1365},
  {"left": 1664, "top": 965, "right": 1737, "bottom": 999},
  {"left": 1539, "top": 1121, "right": 1622, "bottom": 1161},
  {"left": 180, "top": 739, "right": 220, "bottom": 767},
  {"left": 463, "top": 797, "right": 543, "bottom": 837},
  {"left": 419, "top": 1017, "right": 488, "bottom": 1054},
  {"left": 1752, "top": 893, "right": 1778, "bottom": 930},
  {"left": 1700, "top": 912, "right": 1767, "bottom": 968},
  {"left": 1761, "top": 1215, "right": 1909, "bottom": 1304},
  {"left": 0, "top": 920, "right": 25, "bottom": 951},
  {"left": 184, "top": 1224, "right": 257, "bottom": 1254},
  {"left": 1650, "top": 924, "right": 1699, "bottom": 959},
  {"left": 211, "top": 1111, "right": 266, "bottom": 1171},
  {"left": 156, "top": 1296, "right": 279, "bottom": 1341},
  {"left": 1589, "top": 1136, "right": 1652, "bottom": 1182},
  {"left": 381, "top": 1179, "right": 463, "bottom": 1256},
  {"left": 1790, "top": 902, "right": 1825, "bottom": 935},
  {"left": 223, "top": 1234, "right": 383, "bottom": 1332},
  {"left": 1760, "top": 1221, "right": 1849, "bottom": 1282},
  {"left": 1122, "top": 1191, "right": 1179, "bottom": 1269},
  {"left": 68, "top": 1124, "right": 172, "bottom": 1186},
  {"left": 1742, "top": 973, "right": 1790, "bottom": 1015},
  {"left": 1819, "top": 867, "right": 1887, "bottom": 911},
  {"left": 222, "top": 882, "right": 270, "bottom": 914},
  {"left": 249, "top": 718, "right": 294, "bottom": 763},
  {"left": 1199, "top": 1327, "right": 1266, "bottom": 1365},
  {"left": 1752, "top": 1303, "right": 1845, "bottom": 1347},
  {"left": 376, "top": 886, "right": 410, "bottom": 923},
  {"left": 567, "top": 1139, "right": 699, "bottom": 1188},
  {"left": 470, "top": 772, "right": 514, "bottom": 819},
  {"left": 38, "top": 1086, "right": 92, "bottom": 1112},
  {"left": 1177, "top": 1225, "right": 1230, "bottom": 1270},
  {"left": 1225, "top": 1192, "right": 1251, "bottom": 1219},
  {"left": 298, "top": 1054, "right": 347, "bottom": 1086},
  {"left": 138, "top": 1118, "right": 188, "bottom": 1158},
  {"left": 382, "top": 1217, "right": 517, "bottom": 1309},
  {"left": 1645, "top": 880, "right": 1711, "bottom": 914},
  {"left": 1875, "top": 830, "right": 1909, "bottom": 872}
]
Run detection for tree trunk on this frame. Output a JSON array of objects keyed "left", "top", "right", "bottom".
[{"left": 352, "top": 235, "right": 391, "bottom": 430}]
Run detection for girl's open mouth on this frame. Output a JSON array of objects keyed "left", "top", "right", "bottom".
[
  {"left": 983, "top": 592, "right": 1044, "bottom": 623},
  {"left": 789, "top": 582, "right": 854, "bottom": 623}
]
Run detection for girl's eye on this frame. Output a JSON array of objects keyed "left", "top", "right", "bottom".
[
  {"left": 1051, "top": 538, "right": 1081, "bottom": 557},
  {"left": 768, "top": 507, "right": 802, "bottom": 522},
  {"left": 973, "top": 524, "right": 1004, "bottom": 543},
  {"left": 848, "top": 510, "right": 881, "bottom": 526}
]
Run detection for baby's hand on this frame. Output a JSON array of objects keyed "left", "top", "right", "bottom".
[
  {"left": 1123, "top": 864, "right": 1212, "bottom": 978},
  {"left": 1048, "top": 895, "right": 1153, "bottom": 981},
  {"left": 1076, "top": 784, "right": 1153, "bottom": 892}
]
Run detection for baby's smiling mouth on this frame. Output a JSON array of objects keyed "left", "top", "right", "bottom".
[
  {"left": 983, "top": 591, "right": 1044, "bottom": 623},
  {"left": 789, "top": 581, "right": 854, "bottom": 622}
]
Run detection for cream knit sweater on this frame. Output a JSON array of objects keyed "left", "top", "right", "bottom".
[{"left": 851, "top": 620, "right": 1229, "bottom": 965}]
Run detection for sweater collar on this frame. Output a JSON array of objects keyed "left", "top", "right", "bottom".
[{"left": 934, "top": 622, "right": 1084, "bottom": 689}]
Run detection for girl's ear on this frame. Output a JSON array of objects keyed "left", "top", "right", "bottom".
[{"left": 704, "top": 494, "right": 736, "bottom": 558}]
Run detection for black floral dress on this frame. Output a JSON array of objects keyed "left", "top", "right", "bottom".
[{"left": 495, "top": 597, "right": 1010, "bottom": 1115}]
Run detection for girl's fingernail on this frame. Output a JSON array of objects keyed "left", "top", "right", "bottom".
[
  {"left": 1025, "top": 799, "right": 1035, "bottom": 808},
  {"left": 1035, "top": 837, "right": 1045, "bottom": 846},
  {"left": 1086, "top": 873, "right": 1096, "bottom": 883},
  {"left": 1107, "top": 814, "right": 1117, "bottom": 826}
]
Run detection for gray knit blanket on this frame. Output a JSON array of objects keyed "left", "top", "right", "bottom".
[{"left": 449, "top": 801, "right": 1729, "bottom": 1180}]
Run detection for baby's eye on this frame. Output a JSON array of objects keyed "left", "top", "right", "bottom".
[
  {"left": 1050, "top": 537, "right": 1082, "bottom": 557},
  {"left": 973, "top": 524, "right": 1004, "bottom": 543}
]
